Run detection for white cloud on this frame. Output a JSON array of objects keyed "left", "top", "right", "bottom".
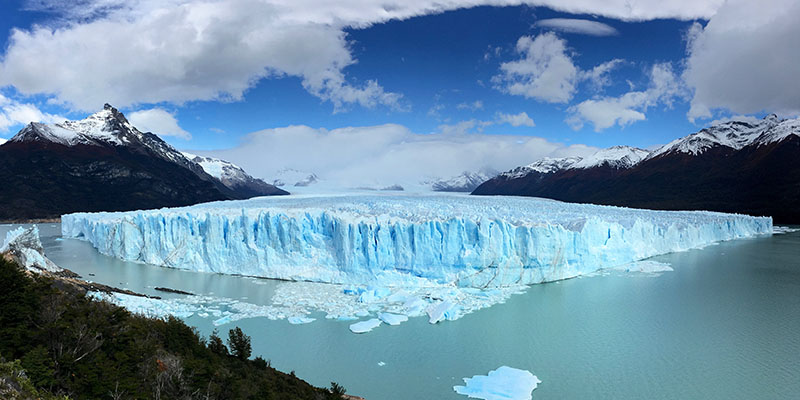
[
  {"left": 437, "top": 119, "right": 492, "bottom": 135},
  {"left": 0, "top": 93, "right": 64, "bottom": 132},
  {"left": 456, "top": 100, "right": 484, "bottom": 111},
  {"left": 493, "top": 33, "right": 579, "bottom": 103},
  {"left": 3, "top": 0, "right": 725, "bottom": 111},
  {"left": 684, "top": 0, "right": 800, "bottom": 121},
  {"left": 581, "top": 59, "right": 624, "bottom": 91},
  {"left": 128, "top": 108, "right": 191, "bottom": 139},
  {"left": 708, "top": 115, "right": 761, "bottom": 126},
  {"left": 496, "top": 111, "right": 535, "bottom": 127},
  {"left": 567, "top": 62, "right": 685, "bottom": 131},
  {"left": 534, "top": 18, "right": 618, "bottom": 36},
  {"left": 199, "top": 123, "right": 596, "bottom": 189}
]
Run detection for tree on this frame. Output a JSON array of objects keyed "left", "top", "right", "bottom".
[
  {"left": 207, "top": 330, "right": 228, "bottom": 356},
  {"left": 330, "top": 381, "right": 347, "bottom": 397},
  {"left": 227, "top": 327, "right": 251, "bottom": 360}
]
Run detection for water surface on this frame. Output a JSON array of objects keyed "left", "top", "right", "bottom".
[{"left": 4, "top": 224, "right": 799, "bottom": 399}]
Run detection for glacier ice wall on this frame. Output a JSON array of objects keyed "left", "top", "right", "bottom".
[{"left": 61, "top": 194, "right": 772, "bottom": 288}]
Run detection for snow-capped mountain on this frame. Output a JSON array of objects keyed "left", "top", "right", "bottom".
[
  {"left": 647, "top": 114, "right": 798, "bottom": 158},
  {"left": 12, "top": 104, "right": 194, "bottom": 168},
  {"left": 428, "top": 170, "right": 498, "bottom": 192},
  {"left": 499, "top": 157, "right": 582, "bottom": 180},
  {"left": 0, "top": 138, "right": 6, "bottom": 145},
  {"left": 571, "top": 146, "right": 650, "bottom": 169},
  {"left": 182, "top": 152, "right": 287, "bottom": 198},
  {"left": 0, "top": 104, "right": 285, "bottom": 220},
  {"left": 271, "top": 168, "right": 319, "bottom": 188},
  {"left": 495, "top": 145, "right": 647, "bottom": 181},
  {"left": 474, "top": 114, "right": 800, "bottom": 223}
]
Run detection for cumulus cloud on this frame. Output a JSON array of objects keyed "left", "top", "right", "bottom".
[
  {"left": 566, "top": 62, "right": 685, "bottom": 131},
  {"left": 0, "top": 93, "right": 64, "bottom": 132},
  {"left": 496, "top": 111, "right": 535, "bottom": 127},
  {"left": 456, "top": 100, "right": 484, "bottom": 111},
  {"left": 581, "top": 59, "right": 624, "bottom": 91},
  {"left": 684, "top": 0, "right": 800, "bottom": 121},
  {"left": 493, "top": 33, "right": 580, "bottom": 103},
  {"left": 198, "top": 123, "right": 596, "bottom": 189},
  {"left": 533, "top": 18, "right": 619, "bottom": 36},
  {"left": 2, "top": 0, "right": 725, "bottom": 112},
  {"left": 128, "top": 108, "right": 191, "bottom": 139}
]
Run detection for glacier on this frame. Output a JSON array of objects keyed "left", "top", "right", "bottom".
[{"left": 62, "top": 193, "right": 771, "bottom": 289}]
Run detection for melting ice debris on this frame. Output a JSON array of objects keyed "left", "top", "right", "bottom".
[
  {"left": 773, "top": 226, "right": 800, "bottom": 234},
  {"left": 454, "top": 366, "right": 541, "bottom": 400},
  {"left": 377, "top": 361, "right": 386, "bottom": 367},
  {"left": 61, "top": 194, "right": 772, "bottom": 289},
  {"left": 1, "top": 226, "right": 63, "bottom": 274},
  {"left": 349, "top": 318, "right": 382, "bottom": 334},
  {"left": 378, "top": 312, "right": 408, "bottom": 326},
  {"left": 611, "top": 260, "right": 674, "bottom": 274},
  {"left": 427, "top": 300, "right": 459, "bottom": 324},
  {"left": 287, "top": 316, "right": 316, "bottom": 324}
]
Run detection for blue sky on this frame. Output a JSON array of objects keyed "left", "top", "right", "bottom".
[{"left": 0, "top": 0, "right": 798, "bottom": 186}]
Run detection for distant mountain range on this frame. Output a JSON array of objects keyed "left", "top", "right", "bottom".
[
  {"left": 474, "top": 115, "right": 800, "bottom": 223},
  {"left": 0, "top": 104, "right": 286, "bottom": 221},
  {"left": 426, "top": 169, "right": 498, "bottom": 192}
]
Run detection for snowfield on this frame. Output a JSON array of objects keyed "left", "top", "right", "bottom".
[{"left": 61, "top": 193, "right": 771, "bottom": 289}]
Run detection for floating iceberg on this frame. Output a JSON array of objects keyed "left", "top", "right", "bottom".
[
  {"left": 454, "top": 366, "right": 541, "bottom": 400},
  {"left": 62, "top": 193, "right": 771, "bottom": 288},
  {"left": 349, "top": 318, "right": 382, "bottom": 333},
  {"left": 378, "top": 312, "right": 408, "bottom": 326}
]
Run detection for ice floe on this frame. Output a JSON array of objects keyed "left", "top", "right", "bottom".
[
  {"left": 454, "top": 366, "right": 541, "bottom": 400},
  {"left": 350, "top": 318, "right": 382, "bottom": 333}
]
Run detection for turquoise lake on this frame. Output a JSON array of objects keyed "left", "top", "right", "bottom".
[{"left": 4, "top": 223, "right": 799, "bottom": 399}]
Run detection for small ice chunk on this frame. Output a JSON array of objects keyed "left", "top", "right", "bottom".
[
  {"left": 613, "top": 260, "right": 673, "bottom": 273},
  {"left": 288, "top": 316, "right": 316, "bottom": 324},
  {"left": 454, "top": 366, "right": 541, "bottom": 400},
  {"left": 349, "top": 318, "right": 382, "bottom": 334},
  {"left": 403, "top": 297, "right": 428, "bottom": 316},
  {"left": 378, "top": 361, "right": 386, "bottom": 367},
  {"left": 427, "top": 300, "right": 456, "bottom": 324},
  {"left": 378, "top": 312, "right": 408, "bottom": 326}
]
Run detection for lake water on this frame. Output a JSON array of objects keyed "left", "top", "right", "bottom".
[{"left": 4, "top": 223, "right": 800, "bottom": 399}]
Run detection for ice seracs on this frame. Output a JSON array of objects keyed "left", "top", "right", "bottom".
[
  {"left": 454, "top": 366, "right": 541, "bottom": 400},
  {"left": 1, "top": 226, "right": 63, "bottom": 274},
  {"left": 62, "top": 193, "right": 771, "bottom": 289}
]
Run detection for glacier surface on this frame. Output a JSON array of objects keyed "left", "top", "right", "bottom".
[{"left": 62, "top": 193, "right": 771, "bottom": 289}]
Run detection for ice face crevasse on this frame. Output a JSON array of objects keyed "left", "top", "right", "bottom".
[{"left": 61, "top": 194, "right": 772, "bottom": 289}]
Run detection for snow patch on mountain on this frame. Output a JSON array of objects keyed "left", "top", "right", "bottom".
[
  {"left": 571, "top": 146, "right": 650, "bottom": 169},
  {"left": 650, "top": 114, "right": 800, "bottom": 158},
  {"left": 9, "top": 104, "right": 194, "bottom": 168},
  {"left": 499, "top": 157, "right": 582, "bottom": 179}
]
